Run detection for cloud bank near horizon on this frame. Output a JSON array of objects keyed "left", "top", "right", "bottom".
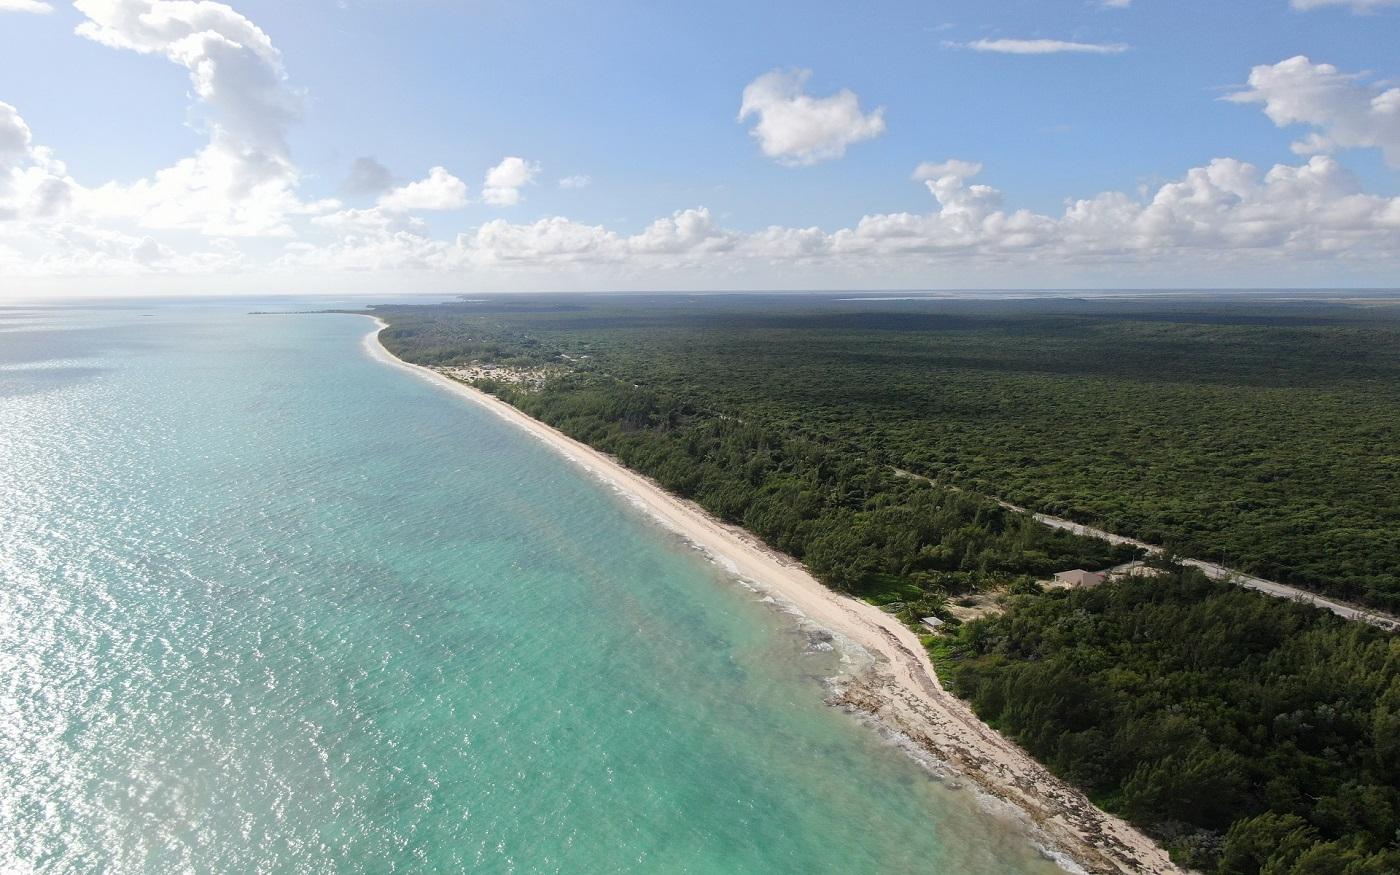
[{"left": 1, "top": 1, "right": 1398, "bottom": 293}]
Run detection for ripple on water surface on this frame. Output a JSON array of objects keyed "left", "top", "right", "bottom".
[{"left": 0, "top": 302, "right": 1065, "bottom": 873}]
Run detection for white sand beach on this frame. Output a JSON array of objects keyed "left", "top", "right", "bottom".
[{"left": 362, "top": 317, "right": 1181, "bottom": 875}]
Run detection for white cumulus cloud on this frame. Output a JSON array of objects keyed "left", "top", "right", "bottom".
[
  {"left": 75, "top": 0, "right": 299, "bottom": 158},
  {"left": 467, "top": 217, "right": 617, "bottom": 264},
  {"left": 0, "top": 221, "right": 244, "bottom": 277},
  {"left": 0, "top": 103, "right": 29, "bottom": 163},
  {"left": 377, "top": 166, "right": 468, "bottom": 211},
  {"left": 482, "top": 156, "right": 541, "bottom": 206},
  {"left": 0, "top": 0, "right": 54, "bottom": 13},
  {"left": 912, "top": 160, "right": 1004, "bottom": 216},
  {"left": 738, "top": 69, "right": 886, "bottom": 165},
  {"left": 953, "top": 38, "right": 1129, "bottom": 55},
  {"left": 313, "top": 207, "right": 426, "bottom": 237},
  {"left": 1228, "top": 56, "right": 1400, "bottom": 167},
  {"left": 557, "top": 174, "right": 592, "bottom": 189},
  {"left": 0, "top": 102, "right": 79, "bottom": 221},
  {"left": 1291, "top": 0, "right": 1400, "bottom": 11},
  {"left": 629, "top": 207, "right": 736, "bottom": 256},
  {"left": 268, "top": 154, "right": 1400, "bottom": 285},
  {"left": 69, "top": 0, "right": 335, "bottom": 236},
  {"left": 7, "top": 30, "right": 1400, "bottom": 290},
  {"left": 0, "top": 104, "right": 181, "bottom": 276}
]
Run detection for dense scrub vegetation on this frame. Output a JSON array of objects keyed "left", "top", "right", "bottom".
[
  {"left": 942, "top": 571, "right": 1400, "bottom": 874},
  {"left": 373, "top": 294, "right": 1400, "bottom": 610},
  {"left": 370, "top": 294, "right": 1400, "bottom": 872},
  {"left": 475, "top": 366, "right": 1130, "bottom": 601}
]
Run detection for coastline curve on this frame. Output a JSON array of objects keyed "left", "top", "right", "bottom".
[{"left": 358, "top": 315, "right": 1183, "bottom": 875}]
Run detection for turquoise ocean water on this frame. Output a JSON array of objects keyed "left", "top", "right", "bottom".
[{"left": 0, "top": 299, "right": 1062, "bottom": 873}]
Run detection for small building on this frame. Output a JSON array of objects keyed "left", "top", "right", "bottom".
[
  {"left": 920, "top": 616, "right": 947, "bottom": 634},
  {"left": 1052, "top": 569, "right": 1106, "bottom": 589}
]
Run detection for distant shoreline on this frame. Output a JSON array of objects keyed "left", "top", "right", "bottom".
[{"left": 358, "top": 315, "right": 1182, "bottom": 875}]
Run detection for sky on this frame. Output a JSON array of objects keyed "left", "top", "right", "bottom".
[{"left": 1, "top": 0, "right": 1399, "bottom": 296}]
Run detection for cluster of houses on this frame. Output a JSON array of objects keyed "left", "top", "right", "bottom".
[
  {"left": 1049, "top": 561, "right": 1161, "bottom": 590},
  {"left": 918, "top": 562, "right": 1158, "bottom": 635},
  {"left": 436, "top": 363, "right": 553, "bottom": 391}
]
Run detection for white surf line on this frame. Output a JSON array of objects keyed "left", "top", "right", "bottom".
[{"left": 892, "top": 469, "right": 1399, "bottom": 632}]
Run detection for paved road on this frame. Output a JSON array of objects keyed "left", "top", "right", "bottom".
[{"left": 893, "top": 469, "right": 1400, "bottom": 632}]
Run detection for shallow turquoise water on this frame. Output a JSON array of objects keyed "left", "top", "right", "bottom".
[{"left": 0, "top": 299, "right": 1061, "bottom": 873}]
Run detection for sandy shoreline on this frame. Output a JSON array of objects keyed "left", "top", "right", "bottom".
[{"left": 360, "top": 316, "right": 1181, "bottom": 875}]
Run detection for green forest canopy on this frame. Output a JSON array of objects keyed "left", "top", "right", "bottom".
[
  {"left": 369, "top": 293, "right": 1400, "bottom": 873},
  {"left": 371, "top": 293, "right": 1400, "bottom": 611},
  {"left": 942, "top": 570, "right": 1400, "bottom": 874}
]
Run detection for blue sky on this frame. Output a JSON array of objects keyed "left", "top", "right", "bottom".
[{"left": 1, "top": 0, "right": 1398, "bottom": 294}]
